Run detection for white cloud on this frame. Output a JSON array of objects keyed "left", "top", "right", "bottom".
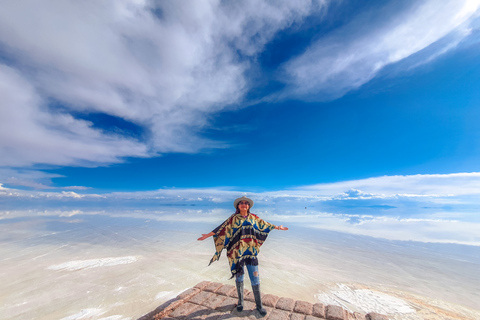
[
  {"left": 296, "top": 172, "right": 480, "bottom": 197},
  {"left": 259, "top": 211, "right": 480, "bottom": 246},
  {"left": 5, "top": 177, "right": 55, "bottom": 190},
  {"left": 314, "top": 216, "right": 480, "bottom": 246},
  {"left": 0, "top": 168, "right": 93, "bottom": 190},
  {"left": 0, "top": 64, "right": 148, "bottom": 167},
  {"left": 0, "top": 168, "right": 62, "bottom": 189},
  {"left": 333, "top": 189, "right": 386, "bottom": 200},
  {"left": 2, "top": 171, "right": 480, "bottom": 246},
  {"left": 61, "top": 191, "right": 84, "bottom": 199},
  {"left": 282, "top": 0, "right": 480, "bottom": 100},
  {"left": 63, "top": 186, "right": 91, "bottom": 191},
  {"left": 225, "top": 175, "right": 467, "bottom": 210},
  {"left": 2, "top": 172, "right": 480, "bottom": 204},
  {"left": 2, "top": 205, "right": 479, "bottom": 246},
  {"left": 0, "top": 0, "right": 324, "bottom": 168},
  {"left": 0, "top": 185, "right": 105, "bottom": 200}
]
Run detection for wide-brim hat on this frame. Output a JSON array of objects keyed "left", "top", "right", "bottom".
[{"left": 234, "top": 196, "right": 254, "bottom": 209}]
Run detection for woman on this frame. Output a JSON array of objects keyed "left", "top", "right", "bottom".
[{"left": 197, "top": 196, "right": 288, "bottom": 317}]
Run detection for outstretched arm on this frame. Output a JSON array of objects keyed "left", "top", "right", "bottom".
[
  {"left": 197, "top": 231, "right": 215, "bottom": 241},
  {"left": 275, "top": 225, "right": 288, "bottom": 231}
]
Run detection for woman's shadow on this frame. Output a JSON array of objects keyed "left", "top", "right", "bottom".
[{"left": 183, "top": 303, "right": 267, "bottom": 319}]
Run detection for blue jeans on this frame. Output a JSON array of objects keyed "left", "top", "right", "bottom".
[{"left": 235, "top": 264, "right": 260, "bottom": 286}]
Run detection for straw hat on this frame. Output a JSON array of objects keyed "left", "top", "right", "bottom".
[{"left": 234, "top": 196, "right": 254, "bottom": 208}]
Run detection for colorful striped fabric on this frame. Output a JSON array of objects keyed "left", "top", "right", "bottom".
[{"left": 209, "top": 213, "right": 276, "bottom": 278}]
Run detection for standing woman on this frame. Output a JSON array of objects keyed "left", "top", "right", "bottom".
[{"left": 198, "top": 196, "right": 288, "bottom": 317}]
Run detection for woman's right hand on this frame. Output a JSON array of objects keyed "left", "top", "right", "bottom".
[{"left": 197, "top": 232, "right": 215, "bottom": 241}]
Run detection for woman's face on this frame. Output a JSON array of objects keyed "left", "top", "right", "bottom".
[{"left": 238, "top": 200, "right": 250, "bottom": 211}]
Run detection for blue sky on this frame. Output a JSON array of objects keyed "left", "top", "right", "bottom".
[{"left": 1, "top": 0, "right": 480, "bottom": 239}]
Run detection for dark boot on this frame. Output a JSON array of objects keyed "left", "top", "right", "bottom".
[
  {"left": 235, "top": 281, "right": 244, "bottom": 312},
  {"left": 252, "top": 284, "right": 267, "bottom": 317}
]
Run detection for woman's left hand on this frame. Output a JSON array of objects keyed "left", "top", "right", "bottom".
[{"left": 276, "top": 225, "right": 288, "bottom": 231}]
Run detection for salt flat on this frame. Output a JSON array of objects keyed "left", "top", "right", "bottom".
[{"left": 0, "top": 208, "right": 478, "bottom": 320}]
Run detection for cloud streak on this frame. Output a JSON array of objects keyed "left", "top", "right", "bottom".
[
  {"left": 2, "top": 172, "right": 480, "bottom": 219},
  {"left": 2, "top": 172, "right": 480, "bottom": 199},
  {"left": 2, "top": 171, "right": 480, "bottom": 246},
  {"left": 2, "top": 205, "right": 479, "bottom": 246},
  {"left": 282, "top": 0, "right": 480, "bottom": 100},
  {"left": 295, "top": 172, "right": 480, "bottom": 197}
]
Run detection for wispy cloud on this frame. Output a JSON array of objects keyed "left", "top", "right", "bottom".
[
  {"left": 0, "top": 167, "right": 91, "bottom": 190},
  {"left": 2, "top": 204, "right": 479, "bottom": 246},
  {"left": 2, "top": 172, "right": 480, "bottom": 245},
  {"left": 2, "top": 172, "right": 480, "bottom": 199},
  {"left": 295, "top": 172, "right": 480, "bottom": 197},
  {"left": 0, "top": 168, "right": 62, "bottom": 189},
  {"left": 262, "top": 211, "right": 480, "bottom": 246},
  {"left": 282, "top": 0, "right": 480, "bottom": 100},
  {"left": 2, "top": 172, "right": 480, "bottom": 216}
]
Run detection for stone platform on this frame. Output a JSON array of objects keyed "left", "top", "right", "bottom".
[{"left": 138, "top": 281, "right": 388, "bottom": 320}]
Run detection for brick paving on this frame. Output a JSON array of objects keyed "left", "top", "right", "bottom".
[{"left": 138, "top": 281, "right": 389, "bottom": 320}]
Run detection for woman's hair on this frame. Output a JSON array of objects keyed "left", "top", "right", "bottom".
[{"left": 235, "top": 204, "right": 251, "bottom": 214}]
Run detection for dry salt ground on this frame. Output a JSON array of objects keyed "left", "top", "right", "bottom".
[
  {"left": 48, "top": 257, "right": 140, "bottom": 271},
  {"left": 315, "top": 284, "right": 416, "bottom": 315}
]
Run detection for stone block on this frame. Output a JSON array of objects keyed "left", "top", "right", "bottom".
[
  {"left": 275, "top": 297, "right": 296, "bottom": 311},
  {"left": 231, "top": 306, "right": 258, "bottom": 318},
  {"left": 366, "top": 312, "right": 388, "bottom": 320},
  {"left": 143, "top": 281, "right": 388, "bottom": 320},
  {"left": 215, "top": 296, "right": 238, "bottom": 312},
  {"left": 216, "top": 314, "right": 237, "bottom": 320},
  {"left": 177, "top": 287, "right": 200, "bottom": 300},
  {"left": 326, "top": 305, "right": 345, "bottom": 320},
  {"left": 203, "top": 310, "right": 227, "bottom": 320},
  {"left": 263, "top": 294, "right": 280, "bottom": 308},
  {"left": 202, "top": 293, "right": 228, "bottom": 309},
  {"left": 312, "top": 303, "right": 326, "bottom": 318},
  {"left": 243, "top": 300, "right": 257, "bottom": 311},
  {"left": 151, "top": 299, "right": 184, "bottom": 320},
  {"left": 266, "top": 308, "right": 291, "bottom": 320},
  {"left": 294, "top": 301, "right": 313, "bottom": 315},
  {"left": 217, "top": 312, "right": 256, "bottom": 320},
  {"left": 290, "top": 313, "right": 306, "bottom": 320},
  {"left": 255, "top": 306, "right": 274, "bottom": 318},
  {"left": 189, "top": 291, "right": 215, "bottom": 305},
  {"left": 347, "top": 312, "right": 366, "bottom": 320},
  {"left": 216, "top": 284, "right": 235, "bottom": 296},
  {"left": 194, "top": 281, "right": 211, "bottom": 290},
  {"left": 204, "top": 282, "right": 224, "bottom": 293},
  {"left": 185, "top": 304, "right": 210, "bottom": 320},
  {"left": 167, "top": 302, "right": 198, "bottom": 318},
  {"left": 140, "top": 300, "right": 173, "bottom": 320}
]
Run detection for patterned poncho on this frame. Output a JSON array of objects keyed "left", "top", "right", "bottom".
[{"left": 209, "top": 213, "right": 276, "bottom": 278}]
